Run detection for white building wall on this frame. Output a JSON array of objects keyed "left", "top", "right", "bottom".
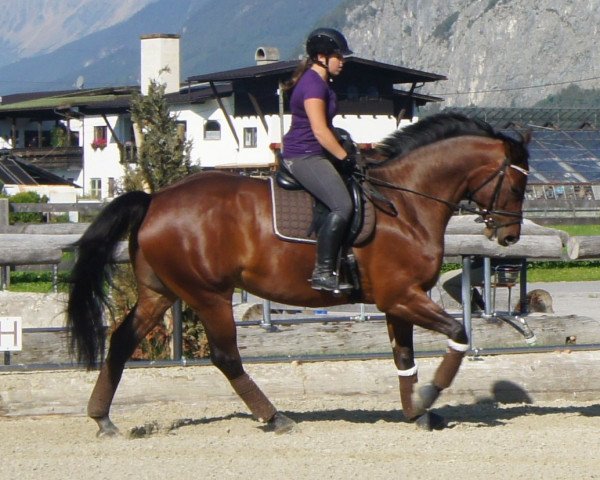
[
  {"left": 81, "top": 114, "right": 126, "bottom": 199},
  {"left": 76, "top": 96, "right": 414, "bottom": 200}
]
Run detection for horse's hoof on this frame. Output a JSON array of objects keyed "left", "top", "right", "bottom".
[
  {"left": 414, "top": 412, "right": 446, "bottom": 431},
  {"left": 264, "top": 412, "right": 297, "bottom": 435},
  {"left": 412, "top": 383, "right": 441, "bottom": 414},
  {"left": 94, "top": 417, "right": 121, "bottom": 438}
]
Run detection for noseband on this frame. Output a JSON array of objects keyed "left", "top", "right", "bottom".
[{"left": 466, "top": 158, "right": 529, "bottom": 230}]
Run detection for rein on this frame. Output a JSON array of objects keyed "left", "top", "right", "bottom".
[{"left": 356, "top": 158, "right": 529, "bottom": 229}]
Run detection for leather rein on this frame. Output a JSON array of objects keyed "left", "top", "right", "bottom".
[{"left": 355, "top": 157, "right": 529, "bottom": 230}]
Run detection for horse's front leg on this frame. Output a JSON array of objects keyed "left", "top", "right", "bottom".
[
  {"left": 385, "top": 317, "right": 417, "bottom": 415},
  {"left": 384, "top": 293, "right": 469, "bottom": 430}
]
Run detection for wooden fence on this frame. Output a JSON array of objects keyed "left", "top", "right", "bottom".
[{"left": 1, "top": 200, "right": 600, "bottom": 367}]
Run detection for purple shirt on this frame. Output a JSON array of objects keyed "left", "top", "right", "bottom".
[{"left": 282, "top": 69, "right": 337, "bottom": 158}]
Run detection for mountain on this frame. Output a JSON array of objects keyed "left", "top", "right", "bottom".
[
  {"left": 0, "top": 0, "right": 345, "bottom": 95},
  {"left": 342, "top": 0, "right": 600, "bottom": 108},
  {"left": 0, "top": 0, "right": 157, "bottom": 67},
  {"left": 1, "top": 0, "right": 598, "bottom": 109}
]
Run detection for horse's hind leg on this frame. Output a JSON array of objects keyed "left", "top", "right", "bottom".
[
  {"left": 188, "top": 293, "right": 295, "bottom": 433},
  {"left": 88, "top": 285, "right": 174, "bottom": 437}
]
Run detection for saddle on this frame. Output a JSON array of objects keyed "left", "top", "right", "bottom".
[
  {"left": 270, "top": 153, "right": 376, "bottom": 294},
  {"left": 271, "top": 164, "right": 375, "bottom": 245}
]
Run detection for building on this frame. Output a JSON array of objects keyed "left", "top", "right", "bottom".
[{"left": 0, "top": 34, "right": 445, "bottom": 200}]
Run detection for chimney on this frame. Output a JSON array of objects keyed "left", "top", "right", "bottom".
[
  {"left": 255, "top": 47, "right": 280, "bottom": 65},
  {"left": 140, "top": 34, "right": 181, "bottom": 95}
]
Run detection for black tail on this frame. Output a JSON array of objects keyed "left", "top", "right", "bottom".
[{"left": 67, "top": 191, "right": 151, "bottom": 369}]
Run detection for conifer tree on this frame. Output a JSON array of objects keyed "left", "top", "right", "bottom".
[{"left": 128, "top": 78, "right": 193, "bottom": 192}]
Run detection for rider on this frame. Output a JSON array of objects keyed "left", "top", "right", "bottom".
[{"left": 281, "top": 27, "right": 355, "bottom": 292}]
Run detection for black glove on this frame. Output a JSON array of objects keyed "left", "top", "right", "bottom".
[{"left": 335, "top": 152, "right": 358, "bottom": 176}]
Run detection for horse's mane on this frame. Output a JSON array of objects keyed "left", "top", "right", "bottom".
[{"left": 375, "top": 112, "right": 510, "bottom": 160}]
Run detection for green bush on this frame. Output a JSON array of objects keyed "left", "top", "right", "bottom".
[{"left": 3, "top": 191, "right": 49, "bottom": 224}]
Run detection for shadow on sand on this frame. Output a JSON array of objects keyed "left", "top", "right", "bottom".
[{"left": 139, "top": 380, "right": 600, "bottom": 438}]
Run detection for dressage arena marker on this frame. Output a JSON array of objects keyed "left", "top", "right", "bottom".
[{"left": 0, "top": 317, "right": 22, "bottom": 351}]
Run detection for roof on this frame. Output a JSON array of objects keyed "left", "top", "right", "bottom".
[
  {"left": 188, "top": 56, "right": 446, "bottom": 85},
  {"left": 0, "top": 87, "right": 137, "bottom": 117},
  {"left": 0, "top": 154, "right": 78, "bottom": 186},
  {"left": 444, "top": 107, "right": 600, "bottom": 184},
  {"left": 444, "top": 107, "right": 600, "bottom": 130}
]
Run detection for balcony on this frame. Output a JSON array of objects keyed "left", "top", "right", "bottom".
[{"left": 10, "top": 146, "right": 83, "bottom": 171}]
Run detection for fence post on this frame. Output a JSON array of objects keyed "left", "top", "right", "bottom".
[
  {"left": 260, "top": 299, "right": 273, "bottom": 330},
  {"left": 460, "top": 255, "right": 473, "bottom": 350},
  {"left": 0, "top": 198, "right": 8, "bottom": 226},
  {"left": 172, "top": 299, "right": 183, "bottom": 362},
  {"left": 0, "top": 266, "right": 8, "bottom": 291}
]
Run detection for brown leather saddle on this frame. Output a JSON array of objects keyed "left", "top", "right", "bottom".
[{"left": 270, "top": 167, "right": 376, "bottom": 246}]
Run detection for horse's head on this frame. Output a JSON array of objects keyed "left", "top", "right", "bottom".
[{"left": 467, "top": 131, "right": 531, "bottom": 246}]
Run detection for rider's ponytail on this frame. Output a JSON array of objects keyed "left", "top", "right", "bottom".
[{"left": 282, "top": 58, "right": 312, "bottom": 92}]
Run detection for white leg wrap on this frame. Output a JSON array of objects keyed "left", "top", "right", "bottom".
[
  {"left": 397, "top": 365, "right": 418, "bottom": 377},
  {"left": 447, "top": 339, "right": 469, "bottom": 352}
]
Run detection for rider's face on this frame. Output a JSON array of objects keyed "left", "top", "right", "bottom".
[{"left": 327, "top": 54, "right": 344, "bottom": 76}]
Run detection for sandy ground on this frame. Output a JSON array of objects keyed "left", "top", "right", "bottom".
[
  {"left": 2, "top": 397, "right": 600, "bottom": 480},
  {"left": 2, "top": 354, "right": 600, "bottom": 480}
]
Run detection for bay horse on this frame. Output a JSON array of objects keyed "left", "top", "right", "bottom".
[{"left": 67, "top": 113, "right": 530, "bottom": 436}]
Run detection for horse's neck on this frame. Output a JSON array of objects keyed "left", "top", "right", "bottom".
[{"left": 374, "top": 142, "right": 488, "bottom": 234}]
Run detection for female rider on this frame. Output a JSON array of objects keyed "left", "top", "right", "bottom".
[{"left": 282, "top": 27, "right": 354, "bottom": 292}]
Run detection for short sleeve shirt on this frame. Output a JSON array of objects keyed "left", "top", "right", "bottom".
[{"left": 282, "top": 69, "right": 337, "bottom": 158}]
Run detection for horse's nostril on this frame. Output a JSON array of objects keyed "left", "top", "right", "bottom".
[{"left": 504, "top": 235, "right": 518, "bottom": 245}]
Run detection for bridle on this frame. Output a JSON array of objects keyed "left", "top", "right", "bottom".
[
  {"left": 357, "top": 156, "right": 529, "bottom": 230},
  {"left": 465, "top": 158, "right": 529, "bottom": 230}
]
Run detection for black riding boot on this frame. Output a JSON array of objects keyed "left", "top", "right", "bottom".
[{"left": 311, "top": 213, "right": 352, "bottom": 292}]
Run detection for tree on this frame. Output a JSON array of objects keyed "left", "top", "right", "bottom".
[
  {"left": 116, "top": 79, "right": 207, "bottom": 360},
  {"left": 128, "top": 78, "right": 193, "bottom": 192}
]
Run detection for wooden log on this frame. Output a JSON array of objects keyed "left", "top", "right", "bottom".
[
  {"left": 0, "top": 248, "right": 62, "bottom": 265},
  {"left": 443, "top": 234, "right": 564, "bottom": 259},
  {"left": 0, "top": 223, "right": 90, "bottom": 234},
  {"left": 567, "top": 236, "right": 600, "bottom": 260},
  {"left": 446, "top": 215, "right": 570, "bottom": 244},
  {"left": 10, "top": 203, "right": 103, "bottom": 214},
  {"left": 234, "top": 313, "right": 600, "bottom": 358},
  {"left": 0, "top": 235, "right": 130, "bottom": 265},
  {"left": 0, "top": 234, "right": 81, "bottom": 250}
]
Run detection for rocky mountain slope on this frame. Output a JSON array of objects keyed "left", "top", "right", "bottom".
[
  {"left": 1, "top": 0, "right": 598, "bottom": 108},
  {"left": 0, "top": 0, "right": 157, "bottom": 66},
  {"left": 343, "top": 0, "right": 600, "bottom": 107},
  {"left": 0, "top": 0, "right": 344, "bottom": 95}
]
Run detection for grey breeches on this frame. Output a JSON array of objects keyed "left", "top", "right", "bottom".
[{"left": 283, "top": 154, "right": 353, "bottom": 221}]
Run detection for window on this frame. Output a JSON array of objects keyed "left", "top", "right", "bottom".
[
  {"left": 176, "top": 121, "right": 187, "bottom": 142},
  {"left": 108, "top": 178, "right": 115, "bottom": 198},
  {"left": 243, "top": 127, "right": 257, "bottom": 148},
  {"left": 204, "top": 120, "right": 221, "bottom": 140},
  {"left": 90, "top": 178, "right": 102, "bottom": 199},
  {"left": 94, "top": 126, "right": 107, "bottom": 141},
  {"left": 92, "top": 126, "right": 108, "bottom": 149}
]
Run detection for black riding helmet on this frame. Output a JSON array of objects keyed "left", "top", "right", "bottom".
[{"left": 306, "top": 28, "right": 353, "bottom": 59}]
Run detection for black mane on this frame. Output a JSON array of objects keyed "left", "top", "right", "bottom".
[{"left": 376, "top": 112, "right": 503, "bottom": 160}]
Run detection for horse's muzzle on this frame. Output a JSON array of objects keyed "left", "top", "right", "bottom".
[{"left": 484, "top": 226, "right": 520, "bottom": 246}]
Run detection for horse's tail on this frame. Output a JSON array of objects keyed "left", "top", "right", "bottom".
[{"left": 67, "top": 191, "right": 151, "bottom": 369}]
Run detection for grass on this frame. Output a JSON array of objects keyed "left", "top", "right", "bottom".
[
  {"left": 547, "top": 224, "right": 600, "bottom": 236},
  {"left": 8, "top": 271, "right": 69, "bottom": 293}
]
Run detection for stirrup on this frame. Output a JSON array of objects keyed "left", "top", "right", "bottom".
[{"left": 310, "top": 272, "right": 352, "bottom": 293}]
